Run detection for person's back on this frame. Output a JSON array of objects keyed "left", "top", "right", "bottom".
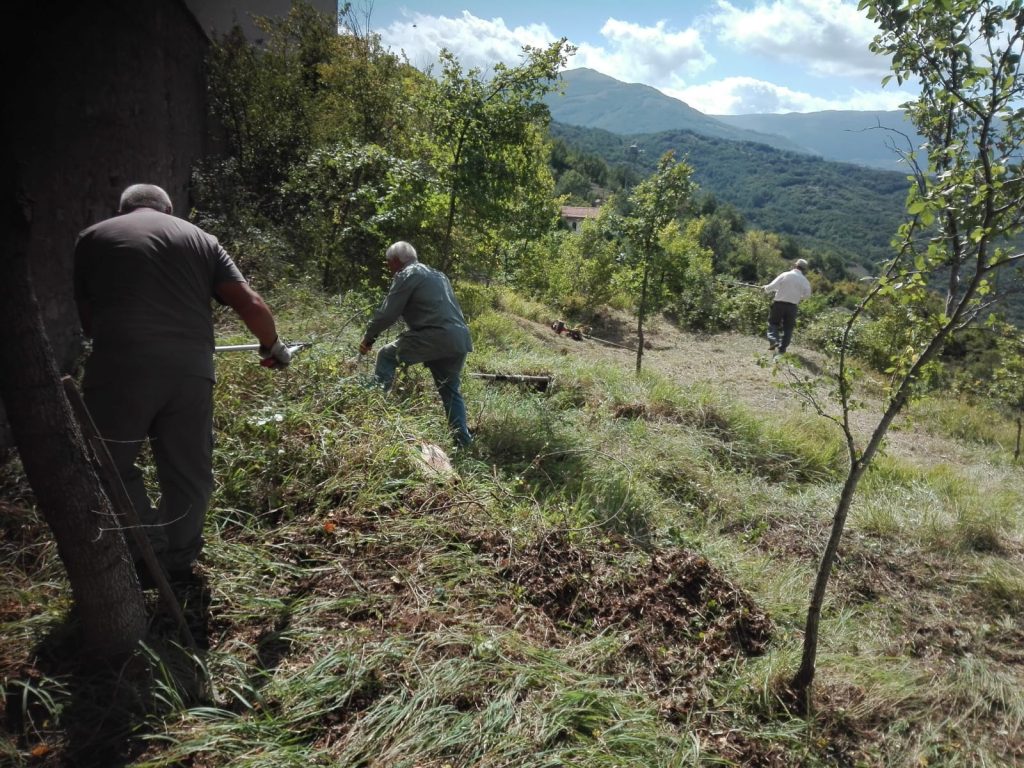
[
  {"left": 398, "top": 262, "right": 469, "bottom": 333},
  {"left": 765, "top": 268, "right": 812, "bottom": 305},
  {"left": 363, "top": 260, "right": 472, "bottom": 363},
  {"left": 73, "top": 183, "right": 289, "bottom": 582},
  {"left": 762, "top": 259, "right": 812, "bottom": 354},
  {"left": 360, "top": 241, "right": 474, "bottom": 446},
  {"left": 74, "top": 207, "right": 240, "bottom": 384}
]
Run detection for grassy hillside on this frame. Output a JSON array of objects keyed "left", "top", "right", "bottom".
[
  {"left": 552, "top": 122, "right": 910, "bottom": 268},
  {"left": 3, "top": 284, "right": 1024, "bottom": 767}
]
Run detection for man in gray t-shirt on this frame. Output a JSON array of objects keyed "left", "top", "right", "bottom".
[
  {"left": 359, "top": 241, "right": 473, "bottom": 446},
  {"left": 74, "top": 183, "right": 291, "bottom": 582}
]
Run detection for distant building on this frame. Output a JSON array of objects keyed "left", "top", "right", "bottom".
[{"left": 560, "top": 205, "right": 602, "bottom": 232}]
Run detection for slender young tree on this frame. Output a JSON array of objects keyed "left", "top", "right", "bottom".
[
  {"left": 620, "top": 151, "right": 694, "bottom": 373},
  {"left": 424, "top": 41, "right": 571, "bottom": 274},
  {"left": 790, "top": 0, "right": 1024, "bottom": 705}
]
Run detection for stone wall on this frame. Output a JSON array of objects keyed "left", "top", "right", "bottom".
[{"left": 3, "top": 0, "right": 210, "bottom": 446}]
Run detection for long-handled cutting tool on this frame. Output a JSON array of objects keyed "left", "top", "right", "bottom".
[{"left": 215, "top": 341, "right": 314, "bottom": 367}]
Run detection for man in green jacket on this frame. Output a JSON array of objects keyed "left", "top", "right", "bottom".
[{"left": 359, "top": 241, "right": 473, "bottom": 446}]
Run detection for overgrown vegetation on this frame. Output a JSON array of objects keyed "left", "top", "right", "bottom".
[
  {"left": 6, "top": 1, "right": 1024, "bottom": 764},
  {"left": 4, "top": 285, "right": 1024, "bottom": 766}
]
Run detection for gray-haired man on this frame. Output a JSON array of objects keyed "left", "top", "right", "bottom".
[
  {"left": 359, "top": 241, "right": 473, "bottom": 446},
  {"left": 74, "top": 183, "right": 290, "bottom": 583}
]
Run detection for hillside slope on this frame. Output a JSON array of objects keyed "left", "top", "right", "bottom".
[
  {"left": 546, "top": 68, "right": 806, "bottom": 153},
  {"left": 714, "top": 110, "right": 923, "bottom": 171},
  {"left": 551, "top": 122, "right": 910, "bottom": 267},
  {"left": 2, "top": 288, "right": 1023, "bottom": 767}
]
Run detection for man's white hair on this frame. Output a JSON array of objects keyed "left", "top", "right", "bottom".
[
  {"left": 386, "top": 241, "right": 418, "bottom": 266},
  {"left": 119, "top": 184, "right": 173, "bottom": 214}
]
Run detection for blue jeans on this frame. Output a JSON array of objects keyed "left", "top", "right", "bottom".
[{"left": 374, "top": 342, "right": 472, "bottom": 446}]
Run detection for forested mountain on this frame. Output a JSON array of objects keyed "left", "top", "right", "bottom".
[
  {"left": 714, "top": 110, "right": 923, "bottom": 170},
  {"left": 550, "top": 121, "right": 909, "bottom": 269},
  {"left": 548, "top": 68, "right": 923, "bottom": 170},
  {"left": 546, "top": 68, "right": 807, "bottom": 154}
]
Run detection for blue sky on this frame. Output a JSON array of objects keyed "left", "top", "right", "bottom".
[{"left": 363, "top": 0, "right": 915, "bottom": 114}]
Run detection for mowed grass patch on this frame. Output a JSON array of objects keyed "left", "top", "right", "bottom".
[{"left": 855, "top": 456, "right": 1024, "bottom": 555}]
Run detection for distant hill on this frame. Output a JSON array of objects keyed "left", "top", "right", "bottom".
[
  {"left": 714, "top": 111, "right": 923, "bottom": 171},
  {"left": 550, "top": 121, "right": 910, "bottom": 268},
  {"left": 546, "top": 68, "right": 808, "bottom": 155},
  {"left": 550, "top": 68, "right": 924, "bottom": 170}
]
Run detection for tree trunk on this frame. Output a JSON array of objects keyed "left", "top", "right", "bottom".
[
  {"left": 1015, "top": 414, "right": 1022, "bottom": 463},
  {"left": 635, "top": 252, "right": 651, "bottom": 374},
  {"left": 439, "top": 130, "right": 468, "bottom": 275},
  {"left": 791, "top": 382, "right": 916, "bottom": 706},
  {"left": 789, "top": 460, "right": 867, "bottom": 707},
  {"left": 0, "top": 174, "right": 147, "bottom": 658}
]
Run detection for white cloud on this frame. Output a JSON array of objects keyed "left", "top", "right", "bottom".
[
  {"left": 573, "top": 18, "right": 715, "bottom": 84},
  {"left": 712, "top": 0, "right": 887, "bottom": 79},
  {"left": 667, "top": 76, "right": 910, "bottom": 114},
  {"left": 374, "top": 6, "right": 910, "bottom": 115},
  {"left": 379, "top": 11, "right": 557, "bottom": 72},
  {"left": 381, "top": 11, "right": 714, "bottom": 88}
]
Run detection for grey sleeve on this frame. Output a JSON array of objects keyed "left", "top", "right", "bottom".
[
  {"left": 364, "top": 271, "right": 417, "bottom": 344},
  {"left": 209, "top": 240, "right": 245, "bottom": 306},
  {"left": 211, "top": 242, "right": 245, "bottom": 286}
]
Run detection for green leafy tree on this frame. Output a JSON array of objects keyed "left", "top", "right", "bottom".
[
  {"left": 546, "top": 211, "right": 622, "bottom": 313},
  {"left": 316, "top": 6, "right": 417, "bottom": 148},
  {"left": 423, "top": 41, "right": 572, "bottom": 274},
  {"left": 203, "top": 2, "right": 334, "bottom": 218},
  {"left": 663, "top": 218, "right": 721, "bottom": 330},
  {"left": 554, "top": 169, "right": 592, "bottom": 202},
  {"left": 282, "top": 143, "right": 432, "bottom": 289},
  {"left": 789, "top": 0, "right": 1024, "bottom": 706},
  {"left": 619, "top": 151, "right": 695, "bottom": 372}
]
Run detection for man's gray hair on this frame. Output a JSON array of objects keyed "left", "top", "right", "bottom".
[
  {"left": 119, "top": 184, "right": 173, "bottom": 214},
  {"left": 386, "top": 241, "right": 418, "bottom": 266},
  {"left": 794, "top": 258, "right": 809, "bottom": 272}
]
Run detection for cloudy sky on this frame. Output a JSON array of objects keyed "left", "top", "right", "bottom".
[{"left": 364, "top": 0, "right": 915, "bottom": 115}]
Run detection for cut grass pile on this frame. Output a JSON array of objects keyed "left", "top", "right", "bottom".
[{"left": 2, "top": 282, "right": 1024, "bottom": 767}]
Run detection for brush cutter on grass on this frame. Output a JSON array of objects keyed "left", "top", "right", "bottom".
[{"left": 214, "top": 341, "right": 314, "bottom": 367}]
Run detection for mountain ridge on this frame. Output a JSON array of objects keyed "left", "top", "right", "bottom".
[
  {"left": 546, "top": 68, "right": 809, "bottom": 155},
  {"left": 548, "top": 68, "right": 922, "bottom": 170}
]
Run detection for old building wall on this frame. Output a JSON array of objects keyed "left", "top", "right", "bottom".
[{"left": 2, "top": 0, "right": 211, "bottom": 446}]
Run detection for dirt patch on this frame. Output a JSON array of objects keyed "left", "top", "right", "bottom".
[{"left": 472, "top": 530, "right": 773, "bottom": 699}]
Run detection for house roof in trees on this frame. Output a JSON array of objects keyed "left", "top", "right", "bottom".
[{"left": 560, "top": 205, "right": 601, "bottom": 220}]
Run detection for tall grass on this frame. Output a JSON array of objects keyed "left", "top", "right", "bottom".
[{"left": 4, "top": 282, "right": 1024, "bottom": 767}]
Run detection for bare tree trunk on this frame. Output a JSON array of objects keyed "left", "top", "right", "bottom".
[
  {"left": 1015, "top": 414, "right": 1022, "bottom": 463},
  {"left": 789, "top": 461, "right": 867, "bottom": 707},
  {"left": 791, "top": 366, "right": 922, "bottom": 705},
  {"left": 439, "top": 129, "right": 468, "bottom": 275},
  {"left": 0, "top": 174, "right": 147, "bottom": 658},
  {"left": 635, "top": 254, "right": 651, "bottom": 374}
]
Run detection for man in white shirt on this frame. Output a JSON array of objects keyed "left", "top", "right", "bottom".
[{"left": 762, "top": 258, "right": 812, "bottom": 354}]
